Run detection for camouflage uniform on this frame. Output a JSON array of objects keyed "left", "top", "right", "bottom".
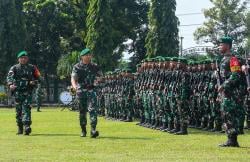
[
  {"left": 71, "top": 61, "right": 102, "bottom": 132},
  {"left": 35, "top": 83, "right": 43, "bottom": 112},
  {"left": 7, "top": 56, "right": 41, "bottom": 135},
  {"left": 219, "top": 52, "right": 245, "bottom": 147}
]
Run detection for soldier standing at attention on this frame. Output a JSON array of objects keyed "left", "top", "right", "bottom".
[
  {"left": 35, "top": 83, "right": 43, "bottom": 112},
  {"left": 7, "top": 51, "right": 41, "bottom": 135},
  {"left": 218, "top": 37, "right": 244, "bottom": 147},
  {"left": 71, "top": 48, "right": 102, "bottom": 138}
]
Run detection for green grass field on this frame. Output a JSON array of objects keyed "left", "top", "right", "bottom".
[{"left": 0, "top": 108, "right": 250, "bottom": 162}]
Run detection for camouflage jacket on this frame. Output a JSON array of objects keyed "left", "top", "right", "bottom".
[{"left": 71, "top": 62, "right": 102, "bottom": 90}]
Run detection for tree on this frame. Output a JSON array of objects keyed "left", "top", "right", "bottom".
[
  {"left": 0, "top": 0, "right": 26, "bottom": 83},
  {"left": 246, "top": 12, "right": 250, "bottom": 50},
  {"left": 23, "top": 0, "right": 88, "bottom": 102},
  {"left": 85, "top": 0, "right": 114, "bottom": 71},
  {"left": 145, "top": 0, "right": 179, "bottom": 58},
  {"left": 57, "top": 51, "right": 79, "bottom": 80},
  {"left": 194, "top": 0, "right": 247, "bottom": 47},
  {"left": 128, "top": 0, "right": 149, "bottom": 71}
]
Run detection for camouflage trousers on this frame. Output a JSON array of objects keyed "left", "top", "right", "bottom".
[
  {"left": 14, "top": 92, "right": 33, "bottom": 126},
  {"left": 221, "top": 97, "right": 239, "bottom": 136},
  {"left": 35, "top": 96, "right": 41, "bottom": 110},
  {"left": 77, "top": 90, "right": 97, "bottom": 128},
  {"left": 177, "top": 99, "right": 189, "bottom": 125}
]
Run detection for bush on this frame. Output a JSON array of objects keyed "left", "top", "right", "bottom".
[{"left": 0, "top": 92, "right": 8, "bottom": 101}]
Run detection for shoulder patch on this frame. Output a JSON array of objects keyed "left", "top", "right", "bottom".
[{"left": 230, "top": 56, "right": 241, "bottom": 72}]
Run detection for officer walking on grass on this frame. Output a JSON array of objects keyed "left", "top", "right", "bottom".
[
  {"left": 71, "top": 48, "right": 102, "bottom": 138},
  {"left": 7, "top": 51, "right": 41, "bottom": 135}
]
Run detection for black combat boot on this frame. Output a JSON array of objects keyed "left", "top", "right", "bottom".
[
  {"left": 120, "top": 115, "right": 127, "bottom": 121},
  {"left": 124, "top": 116, "right": 132, "bottom": 122},
  {"left": 246, "top": 121, "right": 250, "bottom": 129},
  {"left": 80, "top": 125, "right": 87, "bottom": 137},
  {"left": 24, "top": 125, "right": 32, "bottom": 136},
  {"left": 151, "top": 120, "right": 159, "bottom": 129},
  {"left": 211, "top": 121, "right": 222, "bottom": 132},
  {"left": 164, "top": 122, "right": 174, "bottom": 132},
  {"left": 169, "top": 123, "right": 180, "bottom": 134},
  {"left": 175, "top": 123, "right": 188, "bottom": 135},
  {"left": 145, "top": 119, "right": 152, "bottom": 128},
  {"left": 219, "top": 135, "right": 239, "bottom": 147},
  {"left": 159, "top": 122, "right": 167, "bottom": 131},
  {"left": 136, "top": 116, "right": 145, "bottom": 126},
  {"left": 16, "top": 124, "right": 23, "bottom": 135},
  {"left": 203, "top": 121, "right": 214, "bottom": 131},
  {"left": 90, "top": 126, "right": 99, "bottom": 138},
  {"left": 238, "top": 127, "right": 244, "bottom": 135}
]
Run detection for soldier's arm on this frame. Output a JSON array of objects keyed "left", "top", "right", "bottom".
[
  {"left": 71, "top": 65, "right": 79, "bottom": 90},
  {"left": 6, "top": 66, "right": 16, "bottom": 86},
  {"left": 30, "top": 65, "right": 42, "bottom": 86},
  {"left": 222, "top": 56, "right": 242, "bottom": 90}
]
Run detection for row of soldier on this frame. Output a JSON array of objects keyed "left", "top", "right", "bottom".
[{"left": 95, "top": 56, "right": 250, "bottom": 136}]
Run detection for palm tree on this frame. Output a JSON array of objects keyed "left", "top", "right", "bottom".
[{"left": 57, "top": 51, "right": 79, "bottom": 80}]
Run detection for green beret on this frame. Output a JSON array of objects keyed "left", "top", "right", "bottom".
[
  {"left": 210, "top": 59, "right": 216, "bottom": 63},
  {"left": 170, "top": 57, "right": 178, "bottom": 62},
  {"left": 17, "top": 51, "right": 28, "bottom": 58},
  {"left": 164, "top": 57, "right": 171, "bottom": 61},
  {"left": 80, "top": 48, "right": 91, "bottom": 57},
  {"left": 149, "top": 58, "right": 154, "bottom": 62},
  {"left": 178, "top": 57, "right": 188, "bottom": 64},
  {"left": 155, "top": 56, "right": 165, "bottom": 62},
  {"left": 219, "top": 36, "right": 232, "bottom": 46},
  {"left": 144, "top": 58, "right": 151, "bottom": 62},
  {"left": 136, "top": 63, "right": 141, "bottom": 67},
  {"left": 123, "top": 68, "right": 132, "bottom": 73},
  {"left": 205, "top": 59, "right": 212, "bottom": 64},
  {"left": 187, "top": 60, "right": 194, "bottom": 65},
  {"left": 105, "top": 71, "right": 112, "bottom": 75}
]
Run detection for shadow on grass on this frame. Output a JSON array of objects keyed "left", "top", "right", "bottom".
[
  {"left": 188, "top": 129, "right": 225, "bottom": 136},
  {"left": 31, "top": 133, "right": 79, "bottom": 137},
  {"left": 99, "top": 136, "right": 152, "bottom": 140}
]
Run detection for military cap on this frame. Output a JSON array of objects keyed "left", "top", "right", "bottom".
[
  {"left": 155, "top": 56, "right": 165, "bottom": 62},
  {"left": 123, "top": 68, "right": 132, "bottom": 73},
  {"left": 17, "top": 51, "right": 28, "bottom": 58},
  {"left": 80, "top": 48, "right": 91, "bottom": 57},
  {"left": 144, "top": 58, "right": 151, "bottom": 62},
  {"left": 178, "top": 57, "right": 188, "bottom": 64},
  {"left": 164, "top": 57, "right": 171, "bottom": 61},
  {"left": 170, "top": 57, "right": 178, "bottom": 62},
  {"left": 210, "top": 59, "right": 216, "bottom": 63},
  {"left": 187, "top": 60, "right": 194, "bottom": 65},
  {"left": 219, "top": 36, "right": 232, "bottom": 46},
  {"left": 204, "top": 59, "right": 212, "bottom": 64}
]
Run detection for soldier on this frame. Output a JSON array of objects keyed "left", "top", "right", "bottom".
[
  {"left": 71, "top": 48, "right": 102, "bottom": 138},
  {"left": 208, "top": 59, "right": 223, "bottom": 132},
  {"left": 217, "top": 37, "right": 245, "bottom": 147},
  {"left": 167, "top": 57, "right": 180, "bottom": 133},
  {"left": 174, "top": 58, "right": 191, "bottom": 135},
  {"left": 7, "top": 51, "right": 41, "bottom": 135},
  {"left": 35, "top": 83, "right": 43, "bottom": 112}
]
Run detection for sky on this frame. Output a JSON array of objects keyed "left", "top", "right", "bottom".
[{"left": 176, "top": 0, "right": 213, "bottom": 49}]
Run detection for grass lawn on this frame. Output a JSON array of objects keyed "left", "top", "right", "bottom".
[{"left": 0, "top": 108, "right": 249, "bottom": 162}]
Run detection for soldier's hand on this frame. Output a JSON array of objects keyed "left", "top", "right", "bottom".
[
  {"left": 9, "top": 84, "right": 17, "bottom": 91},
  {"left": 29, "top": 81, "right": 37, "bottom": 86},
  {"left": 218, "top": 86, "right": 224, "bottom": 93},
  {"left": 247, "top": 87, "right": 250, "bottom": 92},
  {"left": 242, "top": 65, "right": 248, "bottom": 73}
]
